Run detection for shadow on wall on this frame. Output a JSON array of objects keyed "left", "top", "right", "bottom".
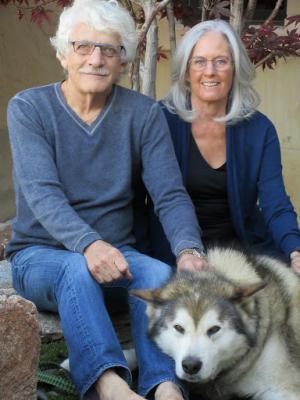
[{"left": 0, "top": 128, "right": 14, "bottom": 221}]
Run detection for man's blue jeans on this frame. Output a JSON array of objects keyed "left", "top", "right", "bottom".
[{"left": 10, "top": 245, "right": 184, "bottom": 399}]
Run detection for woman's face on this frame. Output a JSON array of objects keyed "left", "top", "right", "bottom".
[{"left": 187, "top": 31, "right": 234, "bottom": 110}]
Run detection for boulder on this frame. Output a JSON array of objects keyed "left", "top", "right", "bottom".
[
  {"left": 0, "top": 222, "right": 12, "bottom": 261},
  {"left": 0, "top": 294, "right": 40, "bottom": 400},
  {"left": 0, "top": 260, "right": 64, "bottom": 342}
]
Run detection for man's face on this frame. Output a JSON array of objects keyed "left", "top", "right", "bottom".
[{"left": 59, "top": 23, "right": 125, "bottom": 98}]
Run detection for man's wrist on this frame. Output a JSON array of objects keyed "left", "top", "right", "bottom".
[{"left": 176, "top": 248, "right": 206, "bottom": 263}]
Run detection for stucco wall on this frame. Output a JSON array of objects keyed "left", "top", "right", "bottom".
[
  {"left": 0, "top": 6, "right": 63, "bottom": 220},
  {"left": 0, "top": 1, "right": 299, "bottom": 223}
]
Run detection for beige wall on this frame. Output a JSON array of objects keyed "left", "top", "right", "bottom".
[
  {"left": 0, "top": 6, "right": 63, "bottom": 220},
  {"left": 255, "top": 0, "right": 300, "bottom": 218},
  {"left": 0, "top": 1, "right": 299, "bottom": 222},
  {"left": 255, "top": 58, "right": 300, "bottom": 218}
]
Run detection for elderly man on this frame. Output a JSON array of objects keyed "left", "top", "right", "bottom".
[{"left": 6, "top": 1, "right": 206, "bottom": 399}]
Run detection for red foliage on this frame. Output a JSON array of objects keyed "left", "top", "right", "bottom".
[
  {"left": 1, "top": 0, "right": 299, "bottom": 69},
  {"left": 242, "top": 18, "right": 300, "bottom": 69},
  {"left": 209, "top": 1, "right": 231, "bottom": 19},
  {"left": 31, "top": 6, "right": 53, "bottom": 26}
]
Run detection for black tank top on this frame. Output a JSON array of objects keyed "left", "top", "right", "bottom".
[{"left": 187, "top": 136, "right": 237, "bottom": 246}]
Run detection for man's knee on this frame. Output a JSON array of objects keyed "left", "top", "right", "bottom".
[
  {"left": 55, "top": 252, "right": 95, "bottom": 296},
  {"left": 136, "top": 258, "right": 172, "bottom": 289}
]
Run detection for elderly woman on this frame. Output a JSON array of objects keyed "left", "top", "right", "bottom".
[{"left": 143, "top": 19, "right": 300, "bottom": 275}]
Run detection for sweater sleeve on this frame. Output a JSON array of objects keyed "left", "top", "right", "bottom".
[
  {"left": 7, "top": 96, "right": 102, "bottom": 253},
  {"left": 257, "top": 121, "right": 300, "bottom": 257},
  {"left": 140, "top": 102, "right": 204, "bottom": 256}
]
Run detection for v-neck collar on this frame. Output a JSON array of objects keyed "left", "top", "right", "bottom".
[{"left": 55, "top": 82, "right": 117, "bottom": 136}]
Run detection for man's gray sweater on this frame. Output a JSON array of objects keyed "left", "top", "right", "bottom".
[{"left": 6, "top": 83, "right": 203, "bottom": 258}]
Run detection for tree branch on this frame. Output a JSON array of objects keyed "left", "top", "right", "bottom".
[
  {"left": 166, "top": 0, "right": 176, "bottom": 74},
  {"left": 230, "top": 0, "right": 245, "bottom": 36},
  {"left": 244, "top": 0, "right": 257, "bottom": 22},
  {"left": 134, "top": 0, "right": 171, "bottom": 45},
  {"left": 263, "top": 0, "right": 284, "bottom": 26},
  {"left": 254, "top": 52, "right": 274, "bottom": 69}
]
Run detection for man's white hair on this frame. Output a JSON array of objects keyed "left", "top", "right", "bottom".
[{"left": 50, "top": 0, "right": 137, "bottom": 63}]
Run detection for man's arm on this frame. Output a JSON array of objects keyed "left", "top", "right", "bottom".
[
  {"left": 8, "top": 96, "right": 101, "bottom": 253},
  {"left": 140, "top": 102, "right": 207, "bottom": 271}
]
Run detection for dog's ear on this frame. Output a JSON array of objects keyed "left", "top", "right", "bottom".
[
  {"left": 130, "top": 288, "right": 166, "bottom": 305},
  {"left": 230, "top": 280, "right": 267, "bottom": 301}
]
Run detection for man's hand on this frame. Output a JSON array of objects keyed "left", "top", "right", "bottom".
[
  {"left": 290, "top": 251, "right": 300, "bottom": 277},
  {"left": 84, "top": 240, "right": 132, "bottom": 284},
  {"left": 177, "top": 252, "right": 210, "bottom": 273}
]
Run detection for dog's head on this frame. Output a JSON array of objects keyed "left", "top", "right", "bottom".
[{"left": 131, "top": 271, "right": 266, "bottom": 383}]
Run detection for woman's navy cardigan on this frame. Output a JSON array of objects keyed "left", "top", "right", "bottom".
[{"left": 134, "top": 106, "right": 300, "bottom": 264}]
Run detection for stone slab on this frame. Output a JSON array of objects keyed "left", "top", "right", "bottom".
[{"left": 0, "top": 294, "right": 40, "bottom": 399}]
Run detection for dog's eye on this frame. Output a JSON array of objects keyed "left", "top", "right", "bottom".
[
  {"left": 174, "top": 324, "right": 185, "bottom": 334},
  {"left": 207, "top": 325, "right": 221, "bottom": 336}
]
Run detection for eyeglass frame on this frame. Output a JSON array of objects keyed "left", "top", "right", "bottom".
[
  {"left": 188, "top": 56, "right": 233, "bottom": 71},
  {"left": 69, "top": 41, "right": 126, "bottom": 58}
]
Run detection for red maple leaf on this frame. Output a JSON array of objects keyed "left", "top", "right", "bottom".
[{"left": 31, "top": 6, "right": 53, "bottom": 26}]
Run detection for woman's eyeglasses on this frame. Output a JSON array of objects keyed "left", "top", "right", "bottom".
[{"left": 189, "top": 56, "right": 232, "bottom": 71}]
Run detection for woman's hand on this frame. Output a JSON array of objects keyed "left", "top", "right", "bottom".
[{"left": 290, "top": 250, "right": 300, "bottom": 277}]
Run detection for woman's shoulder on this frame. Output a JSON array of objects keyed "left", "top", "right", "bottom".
[
  {"left": 158, "top": 101, "right": 187, "bottom": 126},
  {"left": 237, "top": 110, "right": 275, "bottom": 131}
]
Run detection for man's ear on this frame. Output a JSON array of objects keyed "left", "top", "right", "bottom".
[{"left": 230, "top": 281, "right": 267, "bottom": 301}]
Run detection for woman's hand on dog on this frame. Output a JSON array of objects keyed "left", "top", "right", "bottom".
[
  {"left": 177, "top": 253, "right": 210, "bottom": 273},
  {"left": 84, "top": 240, "right": 132, "bottom": 283},
  {"left": 290, "top": 250, "right": 300, "bottom": 277}
]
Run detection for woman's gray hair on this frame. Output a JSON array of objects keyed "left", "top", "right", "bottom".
[
  {"left": 164, "top": 19, "right": 260, "bottom": 125},
  {"left": 50, "top": 0, "right": 137, "bottom": 63}
]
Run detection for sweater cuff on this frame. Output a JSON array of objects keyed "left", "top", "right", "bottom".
[
  {"left": 280, "top": 234, "right": 300, "bottom": 259},
  {"left": 73, "top": 232, "right": 102, "bottom": 254}
]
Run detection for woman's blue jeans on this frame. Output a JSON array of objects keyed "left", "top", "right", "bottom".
[{"left": 10, "top": 245, "right": 184, "bottom": 399}]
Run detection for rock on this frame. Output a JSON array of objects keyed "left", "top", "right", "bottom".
[
  {"left": 0, "top": 259, "right": 14, "bottom": 292},
  {"left": 0, "top": 260, "right": 64, "bottom": 342},
  {"left": 0, "top": 294, "right": 41, "bottom": 400},
  {"left": 38, "top": 311, "right": 63, "bottom": 343},
  {"left": 0, "top": 222, "right": 12, "bottom": 261}
]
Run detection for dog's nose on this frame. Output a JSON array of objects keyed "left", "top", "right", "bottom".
[{"left": 182, "top": 356, "right": 202, "bottom": 375}]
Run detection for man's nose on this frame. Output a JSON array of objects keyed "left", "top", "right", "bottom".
[{"left": 88, "top": 46, "right": 105, "bottom": 65}]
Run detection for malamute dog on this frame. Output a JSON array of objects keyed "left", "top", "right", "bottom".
[{"left": 132, "top": 247, "right": 300, "bottom": 400}]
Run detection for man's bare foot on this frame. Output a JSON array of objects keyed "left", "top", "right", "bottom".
[
  {"left": 95, "top": 369, "right": 145, "bottom": 400},
  {"left": 155, "top": 381, "right": 184, "bottom": 400}
]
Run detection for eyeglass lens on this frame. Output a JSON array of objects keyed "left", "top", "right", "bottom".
[
  {"left": 71, "top": 41, "right": 124, "bottom": 57},
  {"left": 190, "top": 57, "right": 231, "bottom": 70}
]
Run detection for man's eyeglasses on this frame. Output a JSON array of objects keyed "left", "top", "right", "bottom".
[
  {"left": 189, "top": 56, "right": 232, "bottom": 71},
  {"left": 70, "top": 41, "right": 126, "bottom": 57}
]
